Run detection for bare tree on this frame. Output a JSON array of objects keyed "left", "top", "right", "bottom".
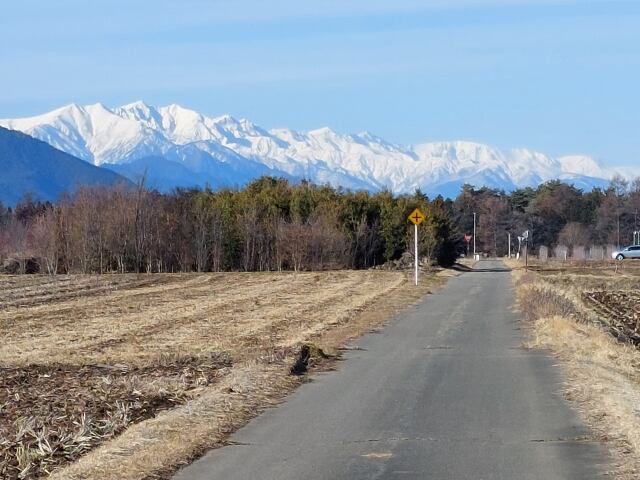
[{"left": 30, "top": 209, "right": 60, "bottom": 274}]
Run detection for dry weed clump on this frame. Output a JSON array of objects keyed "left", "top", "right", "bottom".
[
  {"left": 513, "top": 268, "right": 640, "bottom": 479},
  {"left": 289, "top": 342, "right": 331, "bottom": 375},
  {"left": 517, "top": 286, "right": 579, "bottom": 323}
]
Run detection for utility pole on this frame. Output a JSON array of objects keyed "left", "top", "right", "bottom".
[
  {"left": 508, "top": 232, "right": 511, "bottom": 258},
  {"left": 473, "top": 212, "right": 477, "bottom": 259}
]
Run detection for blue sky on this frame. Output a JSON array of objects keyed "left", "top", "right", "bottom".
[{"left": 1, "top": 0, "right": 639, "bottom": 165}]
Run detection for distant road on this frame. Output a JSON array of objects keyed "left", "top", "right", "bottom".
[{"left": 174, "top": 260, "right": 608, "bottom": 480}]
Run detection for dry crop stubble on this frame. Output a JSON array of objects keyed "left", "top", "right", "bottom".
[{"left": 1, "top": 269, "right": 441, "bottom": 479}]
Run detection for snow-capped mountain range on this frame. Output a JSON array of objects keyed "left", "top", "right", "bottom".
[{"left": 1, "top": 101, "right": 636, "bottom": 196}]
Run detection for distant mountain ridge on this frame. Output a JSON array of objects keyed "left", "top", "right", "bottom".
[
  {"left": 0, "top": 126, "right": 130, "bottom": 206},
  {"left": 1, "top": 102, "right": 637, "bottom": 196}
]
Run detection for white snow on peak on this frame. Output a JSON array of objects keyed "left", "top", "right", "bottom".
[
  {"left": 559, "top": 155, "right": 606, "bottom": 178},
  {"left": 0, "top": 101, "right": 637, "bottom": 193}
]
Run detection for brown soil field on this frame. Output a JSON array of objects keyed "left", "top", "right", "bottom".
[
  {"left": 525, "top": 259, "right": 640, "bottom": 343},
  {"left": 0, "top": 270, "right": 439, "bottom": 479},
  {"left": 510, "top": 260, "right": 640, "bottom": 479},
  {"left": 583, "top": 290, "right": 640, "bottom": 344}
]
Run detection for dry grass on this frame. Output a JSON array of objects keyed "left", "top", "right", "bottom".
[
  {"left": 513, "top": 267, "right": 640, "bottom": 479},
  {"left": 0, "top": 270, "right": 439, "bottom": 479}
]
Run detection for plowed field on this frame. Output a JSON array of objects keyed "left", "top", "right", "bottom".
[
  {"left": 0, "top": 271, "right": 430, "bottom": 479},
  {"left": 583, "top": 290, "right": 640, "bottom": 344}
]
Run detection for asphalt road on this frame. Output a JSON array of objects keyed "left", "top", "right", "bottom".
[{"left": 174, "top": 260, "right": 608, "bottom": 480}]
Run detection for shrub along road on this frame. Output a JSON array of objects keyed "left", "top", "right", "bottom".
[{"left": 174, "top": 260, "right": 608, "bottom": 479}]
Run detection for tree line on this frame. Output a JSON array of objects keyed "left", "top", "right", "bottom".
[
  {"left": 0, "top": 177, "right": 457, "bottom": 274},
  {"left": 453, "top": 176, "right": 640, "bottom": 256},
  {"left": 2, "top": 175, "right": 639, "bottom": 274}
]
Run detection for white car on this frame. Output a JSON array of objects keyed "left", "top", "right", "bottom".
[{"left": 612, "top": 245, "right": 640, "bottom": 260}]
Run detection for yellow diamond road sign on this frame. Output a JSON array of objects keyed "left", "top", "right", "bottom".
[{"left": 408, "top": 208, "right": 426, "bottom": 225}]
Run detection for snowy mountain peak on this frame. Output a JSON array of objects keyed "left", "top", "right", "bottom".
[
  {"left": 115, "top": 100, "right": 156, "bottom": 117},
  {"left": 212, "top": 113, "right": 240, "bottom": 124},
  {"left": 159, "top": 103, "right": 202, "bottom": 118},
  {"left": 119, "top": 100, "right": 152, "bottom": 110},
  {"left": 0, "top": 102, "right": 636, "bottom": 195},
  {"left": 56, "top": 102, "right": 83, "bottom": 114},
  {"left": 559, "top": 155, "right": 605, "bottom": 178},
  {"left": 308, "top": 126, "right": 339, "bottom": 137},
  {"left": 357, "top": 131, "right": 385, "bottom": 143},
  {"left": 85, "top": 102, "right": 109, "bottom": 111}
]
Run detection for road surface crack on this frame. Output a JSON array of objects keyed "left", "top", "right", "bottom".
[{"left": 529, "top": 436, "right": 595, "bottom": 443}]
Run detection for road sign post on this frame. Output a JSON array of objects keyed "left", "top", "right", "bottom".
[
  {"left": 408, "top": 208, "right": 426, "bottom": 286},
  {"left": 414, "top": 223, "right": 418, "bottom": 285}
]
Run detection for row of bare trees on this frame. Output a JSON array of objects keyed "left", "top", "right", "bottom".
[{"left": 0, "top": 177, "right": 459, "bottom": 274}]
